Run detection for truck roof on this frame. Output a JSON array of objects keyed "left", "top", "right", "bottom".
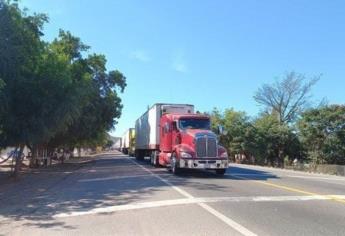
[
  {"left": 164, "top": 113, "right": 210, "bottom": 120},
  {"left": 135, "top": 103, "right": 195, "bottom": 122},
  {"left": 151, "top": 103, "right": 194, "bottom": 109}
]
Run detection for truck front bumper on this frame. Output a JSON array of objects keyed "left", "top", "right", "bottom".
[{"left": 179, "top": 159, "right": 228, "bottom": 169}]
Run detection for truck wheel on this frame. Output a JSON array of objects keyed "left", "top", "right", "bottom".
[
  {"left": 150, "top": 153, "right": 154, "bottom": 165},
  {"left": 171, "top": 154, "right": 180, "bottom": 175},
  {"left": 135, "top": 150, "right": 143, "bottom": 161},
  {"left": 150, "top": 152, "right": 156, "bottom": 166},
  {"left": 153, "top": 151, "right": 160, "bottom": 168},
  {"left": 215, "top": 169, "right": 226, "bottom": 175}
]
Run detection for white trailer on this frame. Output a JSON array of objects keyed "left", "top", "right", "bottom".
[
  {"left": 135, "top": 103, "right": 194, "bottom": 159},
  {"left": 113, "top": 137, "right": 122, "bottom": 150}
]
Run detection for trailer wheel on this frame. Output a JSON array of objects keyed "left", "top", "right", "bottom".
[
  {"left": 171, "top": 153, "right": 180, "bottom": 175},
  {"left": 150, "top": 153, "right": 154, "bottom": 165},
  {"left": 135, "top": 150, "right": 144, "bottom": 161}
]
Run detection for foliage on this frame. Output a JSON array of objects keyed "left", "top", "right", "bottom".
[
  {"left": 252, "top": 114, "right": 301, "bottom": 166},
  {"left": 209, "top": 108, "right": 254, "bottom": 160},
  {"left": 209, "top": 109, "right": 302, "bottom": 166},
  {"left": 0, "top": 0, "right": 48, "bottom": 148},
  {"left": 298, "top": 105, "right": 345, "bottom": 165},
  {"left": 0, "top": 1, "right": 126, "bottom": 175}
]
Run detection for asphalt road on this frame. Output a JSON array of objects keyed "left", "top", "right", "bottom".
[{"left": 1, "top": 151, "right": 345, "bottom": 236}]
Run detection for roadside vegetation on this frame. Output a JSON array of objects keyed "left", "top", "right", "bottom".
[
  {"left": 0, "top": 1, "right": 126, "bottom": 177},
  {"left": 1, "top": 1, "right": 344, "bottom": 177},
  {"left": 210, "top": 73, "right": 345, "bottom": 167}
]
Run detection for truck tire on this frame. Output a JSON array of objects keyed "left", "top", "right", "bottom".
[
  {"left": 150, "top": 153, "right": 154, "bottom": 165},
  {"left": 215, "top": 169, "right": 226, "bottom": 175},
  {"left": 135, "top": 150, "right": 144, "bottom": 161},
  {"left": 150, "top": 151, "right": 160, "bottom": 168},
  {"left": 171, "top": 153, "right": 181, "bottom": 175}
]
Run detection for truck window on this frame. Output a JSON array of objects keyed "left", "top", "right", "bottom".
[{"left": 178, "top": 118, "right": 210, "bottom": 130}]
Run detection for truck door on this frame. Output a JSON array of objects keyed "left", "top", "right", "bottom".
[
  {"left": 171, "top": 121, "right": 181, "bottom": 146},
  {"left": 160, "top": 116, "right": 172, "bottom": 152}
]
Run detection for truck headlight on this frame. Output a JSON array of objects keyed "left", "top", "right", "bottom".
[
  {"left": 220, "top": 152, "right": 228, "bottom": 158},
  {"left": 180, "top": 152, "right": 192, "bottom": 158}
]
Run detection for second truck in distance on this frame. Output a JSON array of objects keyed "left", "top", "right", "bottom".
[
  {"left": 121, "top": 128, "right": 135, "bottom": 156},
  {"left": 135, "top": 103, "right": 228, "bottom": 175}
]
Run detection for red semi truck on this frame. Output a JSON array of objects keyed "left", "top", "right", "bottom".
[{"left": 135, "top": 103, "right": 228, "bottom": 175}]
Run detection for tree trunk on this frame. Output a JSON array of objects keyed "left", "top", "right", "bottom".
[
  {"left": 13, "top": 144, "right": 24, "bottom": 178},
  {"left": 278, "top": 147, "right": 284, "bottom": 168},
  {"left": 29, "top": 145, "right": 37, "bottom": 168}
]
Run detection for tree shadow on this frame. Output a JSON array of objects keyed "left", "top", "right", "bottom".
[
  {"left": 0, "top": 154, "right": 174, "bottom": 232},
  {"left": 0, "top": 153, "right": 278, "bottom": 233},
  {"left": 226, "top": 166, "right": 279, "bottom": 180}
]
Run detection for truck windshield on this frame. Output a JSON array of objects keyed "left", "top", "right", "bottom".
[{"left": 178, "top": 118, "right": 210, "bottom": 130}]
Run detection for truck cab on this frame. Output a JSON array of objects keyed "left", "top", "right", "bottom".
[{"left": 157, "top": 113, "right": 228, "bottom": 175}]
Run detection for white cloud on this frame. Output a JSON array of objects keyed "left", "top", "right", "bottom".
[
  {"left": 171, "top": 50, "right": 188, "bottom": 73},
  {"left": 129, "top": 50, "right": 151, "bottom": 62}
]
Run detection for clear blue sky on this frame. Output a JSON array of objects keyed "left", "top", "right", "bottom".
[{"left": 22, "top": 0, "right": 345, "bottom": 137}]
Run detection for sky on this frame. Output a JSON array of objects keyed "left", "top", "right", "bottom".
[{"left": 21, "top": 0, "right": 345, "bottom": 137}]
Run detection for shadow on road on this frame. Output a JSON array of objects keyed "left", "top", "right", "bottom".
[
  {"left": 227, "top": 166, "right": 279, "bottom": 180},
  {"left": 0, "top": 153, "right": 278, "bottom": 233}
]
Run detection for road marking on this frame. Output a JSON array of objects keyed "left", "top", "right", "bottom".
[
  {"left": 54, "top": 198, "right": 199, "bottom": 218},
  {"left": 127, "top": 157, "right": 257, "bottom": 236},
  {"left": 126, "top": 157, "right": 194, "bottom": 199},
  {"left": 232, "top": 174, "right": 345, "bottom": 204},
  {"left": 198, "top": 203, "right": 257, "bottom": 236},
  {"left": 53, "top": 194, "right": 345, "bottom": 218}
]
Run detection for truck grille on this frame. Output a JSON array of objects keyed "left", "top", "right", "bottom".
[{"left": 196, "top": 136, "right": 217, "bottom": 157}]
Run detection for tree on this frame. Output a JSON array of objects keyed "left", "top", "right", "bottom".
[
  {"left": 223, "top": 109, "right": 251, "bottom": 158},
  {"left": 48, "top": 51, "right": 126, "bottom": 150},
  {"left": 254, "top": 72, "right": 319, "bottom": 124},
  {"left": 24, "top": 30, "right": 91, "bottom": 166},
  {"left": 209, "top": 108, "right": 254, "bottom": 162},
  {"left": 0, "top": 1, "right": 127, "bottom": 175},
  {"left": 252, "top": 114, "right": 301, "bottom": 167},
  {"left": 0, "top": 78, "right": 4, "bottom": 136},
  {"left": 0, "top": 1, "right": 48, "bottom": 176},
  {"left": 298, "top": 105, "right": 345, "bottom": 165}
]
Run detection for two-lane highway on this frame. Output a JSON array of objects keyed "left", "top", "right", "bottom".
[{"left": 1, "top": 152, "right": 345, "bottom": 236}]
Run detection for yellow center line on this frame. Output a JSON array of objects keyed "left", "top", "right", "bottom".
[{"left": 232, "top": 174, "right": 345, "bottom": 204}]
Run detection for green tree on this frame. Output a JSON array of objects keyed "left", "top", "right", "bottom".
[
  {"left": 298, "top": 105, "right": 345, "bottom": 165},
  {"left": 0, "top": 1, "right": 127, "bottom": 175},
  {"left": 223, "top": 109, "right": 251, "bottom": 158},
  {"left": 252, "top": 114, "right": 301, "bottom": 167},
  {"left": 25, "top": 30, "right": 90, "bottom": 165},
  {"left": 0, "top": 78, "right": 4, "bottom": 136},
  {"left": 0, "top": 1, "right": 48, "bottom": 176},
  {"left": 48, "top": 52, "right": 126, "bottom": 150},
  {"left": 209, "top": 108, "right": 254, "bottom": 162}
]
